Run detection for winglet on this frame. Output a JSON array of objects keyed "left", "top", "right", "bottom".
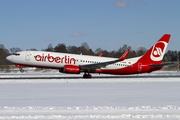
[
  {"left": 118, "top": 49, "right": 130, "bottom": 61},
  {"left": 99, "top": 52, "right": 103, "bottom": 57}
]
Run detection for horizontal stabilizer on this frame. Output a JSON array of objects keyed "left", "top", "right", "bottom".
[{"left": 151, "top": 62, "right": 174, "bottom": 67}]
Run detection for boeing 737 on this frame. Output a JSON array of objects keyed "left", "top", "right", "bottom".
[{"left": 6, "top": 34, "right": 171, "bottom": 78}]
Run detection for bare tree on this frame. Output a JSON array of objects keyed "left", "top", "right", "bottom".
[
  {"left": 26, "top": 48, "right": 37, "bottom": 51},
  {"left": 10, "top": 47, "right": 22, "bottom": 54},
  {"left": 136, "top": 46, "right": 147, "bottom": 56},
  {"left": 0, "top": 45, "right": 12, "bottom": 71},
  {"left": 115, "top": 44, "right": 131, "bottom": 58},
  {"left": 94, "top": 48, "right": 103, "bottom": 56},
  {"left": 81, "top": 42, "right": 90, "bottom": 50},
  {"left": 42, "top": 43, "right": 54, "bottom": 52},
  {"left": 0, "top": 44, "right": 9, "bottom": 54},
  {"left": 54, "top": 43, "right": 67, "bottom": 53},
  {"left": 79, "top": 42, "right": 94, "bottom": 55},
  {"left": 67, "top": 45, "right": 78, "bottom": 54},
  {"left": 29, "top": 48, "right": 37, "bottom": 51}
]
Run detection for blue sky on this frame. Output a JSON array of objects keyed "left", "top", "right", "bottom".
[{"left": 0, "top": 0, "right": 180, "bottom": 52}]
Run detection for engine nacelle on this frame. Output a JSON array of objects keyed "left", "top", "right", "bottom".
[{"left": 60, "top": 65, "right": 81, "bottom": 74}]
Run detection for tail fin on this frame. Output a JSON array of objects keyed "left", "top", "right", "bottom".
[{"left": 138, "top": 34, "right": 171, "bottom": 65}]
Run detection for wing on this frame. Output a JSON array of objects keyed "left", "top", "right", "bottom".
[{"left": 80, "top": 49, "right": 130, "bottom": 70}]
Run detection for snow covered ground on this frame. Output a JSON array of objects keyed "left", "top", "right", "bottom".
[{"left": 0, "top": 71, "right": 180, "bottom": 120}]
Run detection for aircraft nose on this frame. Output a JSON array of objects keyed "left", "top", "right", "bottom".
[{"left": 6, "top": 55, "right": 13, "bottom": 62}]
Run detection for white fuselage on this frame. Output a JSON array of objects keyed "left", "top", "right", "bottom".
[{"left": 7, "top": 51, "right": 140, "bottom": 70}]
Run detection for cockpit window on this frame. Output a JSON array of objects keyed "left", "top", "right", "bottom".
[{"left": 14, "top": 54, "right": 20, "bottom": 56}]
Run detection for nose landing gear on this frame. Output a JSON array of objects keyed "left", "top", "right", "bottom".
[{"left": 15, "top": 64, "right": 24, "bottom": 73}]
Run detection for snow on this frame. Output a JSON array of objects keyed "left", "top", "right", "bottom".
[{"left": 0, "top": 71, "right": 180, "bottom": 119}]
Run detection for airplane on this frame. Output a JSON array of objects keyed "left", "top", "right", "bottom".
[{"left": 6, "top": 34, "right": 171, "bottom": 78}]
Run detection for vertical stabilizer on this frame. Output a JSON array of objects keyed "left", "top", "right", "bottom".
[{"left": 138, "top": 34, "right": 171, "bottom": 65}]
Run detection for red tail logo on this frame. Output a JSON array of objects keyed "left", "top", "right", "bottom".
[
  {"left": 153, "top": 47, "right": 163, "bottom": 57},
  {"left": 150, "top": 41, "right": 167, "bottom": 61}
]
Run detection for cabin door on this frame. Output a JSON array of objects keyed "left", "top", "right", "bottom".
[{"left": 25, "top": 52, "right": 30, "bottom": 61}]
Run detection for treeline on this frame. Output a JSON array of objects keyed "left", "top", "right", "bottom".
[
  {"left": 0, "top": 42, "right": 179, "bottom": 67},
  {"left": 41, "top": 43, "right": 147, "bottom": 59}
]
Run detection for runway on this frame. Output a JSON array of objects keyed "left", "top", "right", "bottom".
[
  {"left": 1, "top": 71, "right": 180, "bottom": 79},
  {"left": 0, "top": 71, "right": 180, "bottom": 119}
]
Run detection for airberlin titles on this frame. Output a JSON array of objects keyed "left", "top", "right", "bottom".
[{"left": 34, "top": 54, "right": 76, "bottom": 64}]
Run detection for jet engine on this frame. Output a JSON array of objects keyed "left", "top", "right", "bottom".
[{"left": 60, "top": 65, "right": 81, "bottom": 74}]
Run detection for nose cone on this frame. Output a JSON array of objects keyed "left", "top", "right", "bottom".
[{"left": 6, "top": 55, "right": 13, "bottom": 62}]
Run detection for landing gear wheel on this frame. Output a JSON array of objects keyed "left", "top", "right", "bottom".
[
  {"left": 19, "top": 68, "right": 24, "bottom": 73},
  {"left": 83, "top": 73, "right": 92, "bottom": 78}
]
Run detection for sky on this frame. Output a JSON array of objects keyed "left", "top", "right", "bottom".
[{"left": 0, "top": 0, "right": 180, "bottom": 52}]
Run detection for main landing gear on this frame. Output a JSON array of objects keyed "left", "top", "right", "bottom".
[
  {"left": 19, "top": 67, "right": 24, "bottom": 73},
  {"left": 83, "top": 72, "right": 92, "bottom": 78}
]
